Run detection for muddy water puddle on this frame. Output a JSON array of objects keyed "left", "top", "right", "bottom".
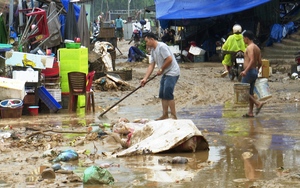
[
  {"left": 114, "top": 103, "right": 300, "bottom": 187},
  {"left": 1, "top": 103, "right": 300, "bottom": 187}
]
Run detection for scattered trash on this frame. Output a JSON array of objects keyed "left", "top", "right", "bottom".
[
  {"left": 53, "top": 149, "right": 78, "bottom": 162},
  {"left": 52, "top": 163, "right": 61, "bottom": 171},
  {"left": 172, "top": 156, "right": 189, "bottom": 164},
  {"left": 83, "top": 165, "right": 114, "bottom": 185},
  {"left": 286, "top": 93, "right": 291, "bottom": 100},
  {"left": 42, "top": 149, "right": 57, "bottom": 158},
  {"left": 41, "top": 168, "right": 56, "bottom": 179},
  {"left": 103, "top": 123, "right": 111, "bottom": 128},
  {"left": 291, "top": 72, "right": 298, "bottom": 80},
  {"left": 115, "top": 119, "right": 209, "bottom": 157},
  {"left": 0, "top": 132, "right": 11, "bottom": 143},
  {"left": 99, "top": 163, "right": 120, "bottom": 168},
  {"left": 97, "top": 130, "right": 107, "bottom": 138},
  {"left": 158, "top": 156, "right": 188, "bottom": 164}
]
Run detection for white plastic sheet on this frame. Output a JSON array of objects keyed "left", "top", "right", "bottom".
[{"left": 114, "top": 119, "right": 209, "bottom": 157}]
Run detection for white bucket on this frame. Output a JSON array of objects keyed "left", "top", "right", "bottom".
[{"left": 254, "top": 78, "right": 272, "bottom": 101}]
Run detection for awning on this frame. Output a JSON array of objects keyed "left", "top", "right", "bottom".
[{"left": 156, "top": 0, "right": 271, "bottom": 20}]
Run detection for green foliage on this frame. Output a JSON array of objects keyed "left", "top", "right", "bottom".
[
  {"left": 95, "top": 0, "right": 154, "bottom": 15},
  {"left": 138, "top": 39, "right": 147, "bottom": 54}
]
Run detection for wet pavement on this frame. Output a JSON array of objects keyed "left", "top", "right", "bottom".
[{"left": 0, "top": 101, "right": 300, "bottom": 187}]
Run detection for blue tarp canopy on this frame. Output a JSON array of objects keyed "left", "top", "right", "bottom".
[{"left": 156, "top": 0, "right": 271, "bottom": 20}]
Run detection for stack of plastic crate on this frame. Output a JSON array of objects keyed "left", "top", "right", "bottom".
[
  {"left": 41, "top": 61, "right": 61, "bottom": 102},
  {"left": 58, "top": 48, "right": 88, "bottom": 108}
]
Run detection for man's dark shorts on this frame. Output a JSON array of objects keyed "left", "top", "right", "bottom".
[
  {"left": 241, "top": 68, "right": 258, "bottom": 95},
  {"left": 159, "top": 75, "right": 179, "bottom": 100}
]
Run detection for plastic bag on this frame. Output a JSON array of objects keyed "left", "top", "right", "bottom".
[
  {"left": 83, "top": 165, "right": 114, "bottom": 185},
  {"left": 53, "top": 149, "right": 78, "bottom": 162}
]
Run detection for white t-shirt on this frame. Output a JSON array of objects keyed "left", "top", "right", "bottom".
[{"left": 150, "top": 42, "right": 180, "bottom": 76}]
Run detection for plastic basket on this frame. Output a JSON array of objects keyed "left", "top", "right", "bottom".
[
  {"left": 37, "top": 86, "right": 62, "bottom": 112},
  {"left": 41, "top": 62, "right": 59, "bottom": 77},
  {"left": 0, "top": 44, "right": 12, "bottom": 52},
  {"left": 47, "top": 89, "right": 62, "bottom": 102},
  {"left": 0, "top": 106, "right": 23, "bottom": 118},
  {"left": 65, "top": 43, "right": 81, "bottom": 49}
]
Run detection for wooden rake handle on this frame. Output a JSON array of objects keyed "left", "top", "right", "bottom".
[{"left": 98, "top": 74, "right": 157, "bottom": 118}]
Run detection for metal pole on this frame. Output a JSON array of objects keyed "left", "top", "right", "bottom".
[
  {"left": 18, "top": 0, "right": 24, "bottom": 26},
  {"left": 100, "top": 0, "right": 103, "bottom": 16},
  {"left": 128, "top": 0, "right": 131, "bottom": 18},
  {"left": 9, "top": 0, "right": 13, "bottom": 27}
]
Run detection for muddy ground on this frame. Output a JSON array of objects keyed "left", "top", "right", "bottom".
[{"left": 0, "top": 40, "right": 300, "bottom": 187}]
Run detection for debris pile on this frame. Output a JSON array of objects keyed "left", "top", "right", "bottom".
[{"left": 94, "top": 73, "right": 133, "bottom": 91}]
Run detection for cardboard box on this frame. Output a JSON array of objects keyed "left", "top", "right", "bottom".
[{"left": 261, "top": 59, "right": 269, "bottom": 78}]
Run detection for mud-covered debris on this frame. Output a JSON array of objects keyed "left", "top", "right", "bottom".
[
  {"left": 41, "top": 168, "right": 56, "bottom": 179},
  {"left": 67, "top": 174, "right": 82, "bottom": 182},
  {"left": 43, "top": 149, "right": 57, "bottom": 158},
  {"left": 51, "top": 163, "right": 61, "bottom": 171},
  {"left": 172, "top": 156, "right": 188, "bottom": 164},
  {"left": 158, "top": 156, "right": 188, "bottom": 164},
  {"left": 94, "top": 73, "right": 132, "bottom": 91}
]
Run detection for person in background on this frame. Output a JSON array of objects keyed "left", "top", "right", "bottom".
[
  {"left": 161, "top": 29, "right": 175, "bottom": 45},
  {"left": 141, "top": 32, "right": 180, "bottom": 120},
  {"left": 221, "top": 24, "right": 246, "bottom": 77},
  {"left": 92, "top": 19, "right": 99, "bottom": 33},
  {"left": 187, "top": 41, "right": 197, "bottom": 62},
  {"left": 97, "top": 13, "right": 103, "bottom": 29},
  {"left": 110, "top": 20, "right": 115, "bottom": 28},
  {"left": 115, "top": 15, "right": 124, "bottom": 41},
  {"left": 240, "top": 30, "right": 266, "bottom": 117}
]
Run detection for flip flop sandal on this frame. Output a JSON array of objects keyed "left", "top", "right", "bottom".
[{"left": 255, "top": 103, "right": 265, "bottom": 115}]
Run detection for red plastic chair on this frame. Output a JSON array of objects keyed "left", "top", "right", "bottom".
[
  {"left": 19, "top": 8, "right": 49, "bottom": 44},
  {"left": 68, "top": 71, "right": 95, "bottom": 113},
  {"left": 86, "top": 71, "right": 95, "bottom": 112}
]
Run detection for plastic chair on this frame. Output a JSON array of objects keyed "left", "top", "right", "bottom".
[
  {"left": 68, "top": 71, "right": 95, "bottom": 113},
  {"left": 86, "top": 71, "right": 95, "bottom": 112}
]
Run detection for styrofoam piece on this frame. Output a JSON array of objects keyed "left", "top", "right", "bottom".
[
  {"left": 169, "top": 45, "right": 180, "bottom": 54},
  {"left": 0, "top": 77, "right": 25, "bottom": 100},
  {"left": 189, "top": 46, "right": 206, "bottom": 55},
  {"left": 13, "top": 69, "right": 39, "bottom": 82}
]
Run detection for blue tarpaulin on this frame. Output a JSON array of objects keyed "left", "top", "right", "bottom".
[
  {"left": 266, "top": 21, "right": 297, "bottom": 46},
  {"left": 155, "top": 0, "right": 271, "bottom": 20},
  {"left": 59, "top": 0, "right": 81, "bottom": 40}
]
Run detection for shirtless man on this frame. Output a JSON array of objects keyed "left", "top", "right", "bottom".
[{"left": 240, "top": 30, "right": 266, "bottom": 117}]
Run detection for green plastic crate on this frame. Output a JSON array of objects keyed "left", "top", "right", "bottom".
[{"left": 65, "top": 43, "right": 80, "bottom": 49}]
